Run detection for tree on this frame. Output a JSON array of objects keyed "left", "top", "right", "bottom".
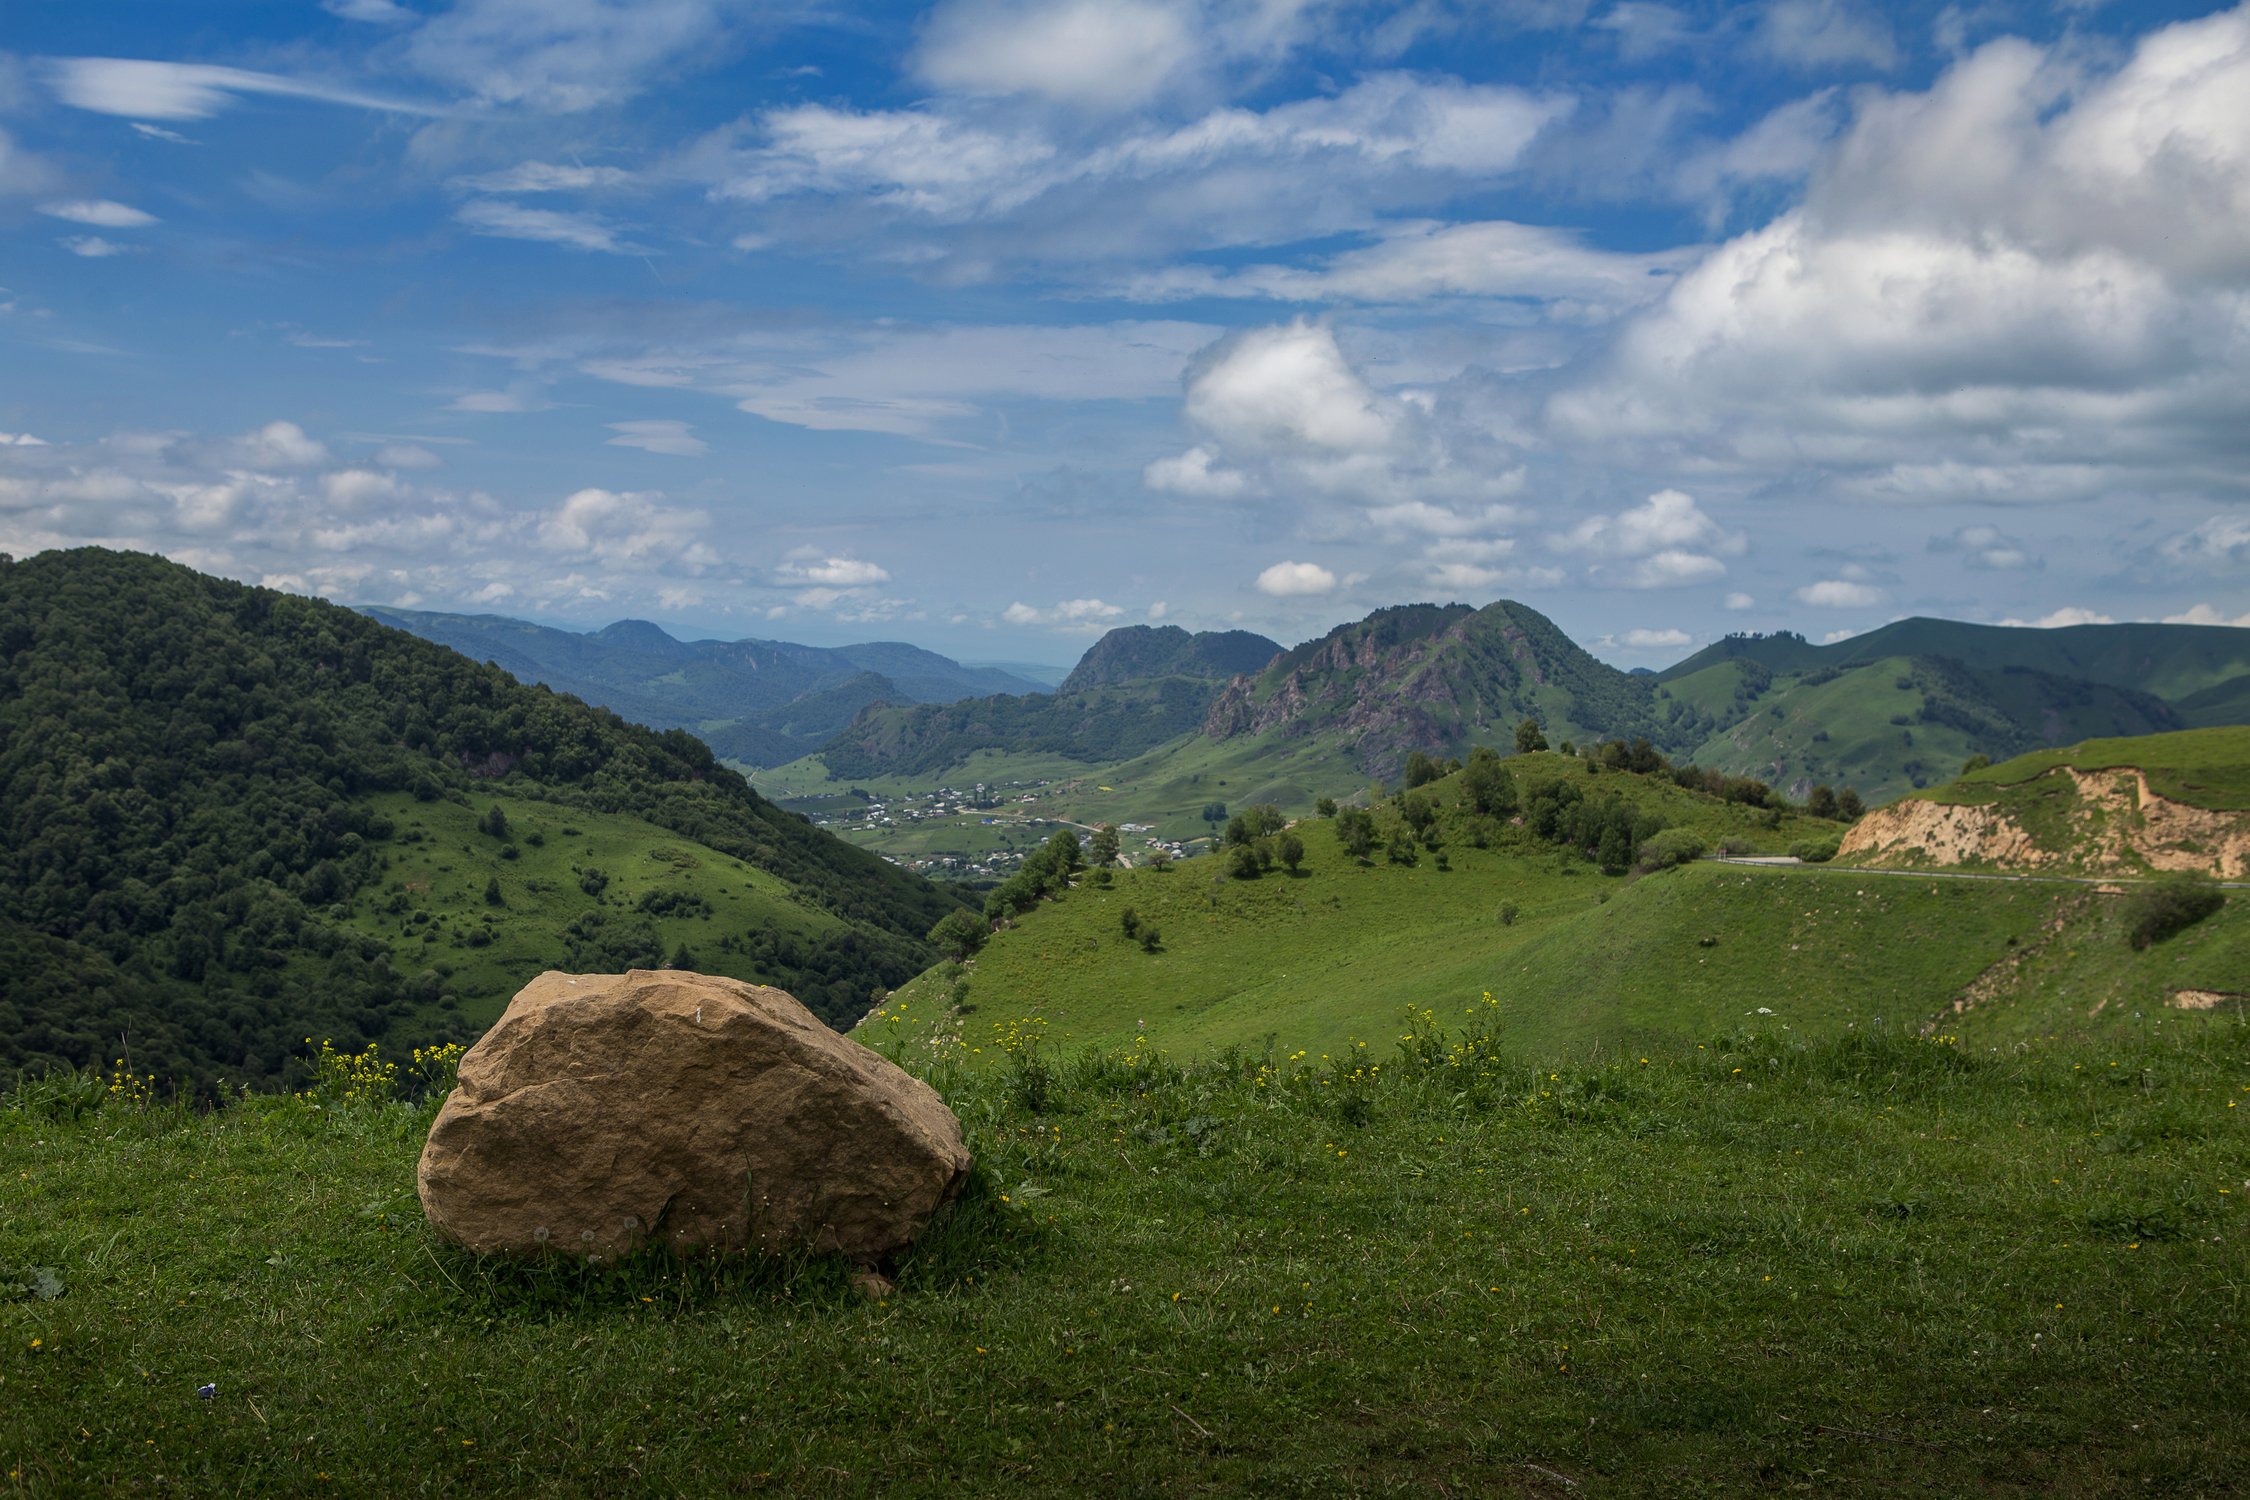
[
  {"left": 1201, "top": 801, "right": 1228, "bottom": 826},
  {"left": 479, "top": 804, "right": 510, "bottom": 839},
  {"left": 1277, "top": 831, "right": 1305, "bottom": 874},
  {"left": 1088, "top": 824, "right": 1120, "bottom": 867},
  {"left": 1403, "top": 750, "right": 1442, "bottom": 789},
  {"left": 1227, "top": 844, "right": 1262, "bottom": 880},
  {"left": 1806, "top": 784, "right": 1839, "bottom": 820},
  {"left": 1120, "top": 907, "right": 1141, "bottom": 938},
  {"left": 1138, "top": 924, "right": 1162, "bottom": 953},
  {"left": 1042, "top": 826, "right": 1084, "bottom": 878},
  {"left": 483, "top": 876, "right": 504, "bottom": 907},
  {"left": 1314, "top": 796, "right": 1337, "bottom": 818},
  {"left": 1400, "top": 791, "right": 1436, "bottom": 834},
  {"left": 928, "top": 908, "right": 988, "bottom": 962},
  {"left": 1961, "top": 754, "right": 1992, "bottom": 775},
  {"left": 1836, "top": 787, "right": 1865, "bottom": 821},
  {"left": 1513, "top": 718, "right": 1548, "bottom": 754},
  {"left": 1335, "top": 806, "right": 1376, "bottom": 862},
  {"left": 1461, "top": 747, "right": 1516, "bottom": 817}
]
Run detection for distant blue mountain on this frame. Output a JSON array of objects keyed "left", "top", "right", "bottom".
[{"left": 358, "top": 607, "right": 1049, "bottom": 766}]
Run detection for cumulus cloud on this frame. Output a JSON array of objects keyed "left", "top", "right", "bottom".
[
  {"left": 0, "top": 421, "right": 754, "bottom": 620},
  {"left": 915, "top": 0, "right": 1202, "bottom": 110},
  {"left": 1551, "top": 489, "right": 1744, "bottom": 588},
  {"left": 776, "top": 551, "right": 891, "bottom": 588},
  {"left": 604, "top": 419, "right": 706, "bottom": 456},
  {"left": 1002, "top": 597, "right": 1126, "bottom": 629},
  {"left": 2160, "top": 513, "right": 2250, "bottom": 568},
  {"left": 1997, "top": 606, "right": 2116, "bottom": 628},
  {"left": 1254, "top": 560, "right": 1338, "bottom": 596},
  {"left": 536, "top": 486, "right": 717, "bottom": 568},
  {"left": 1620, "top": 626, "right": 1691, "bottom": 648},
  {"left": 1796, "top": 578, "right": 1886, "bottom": 608},
  {"left": 1751, "top": 0, "right": 1899, "bottom": 73},
  {"left": 1146, "top": 319, "right": 1515, "bottom": 513},
  {"left": 1549, "top": 11, "right": 2250, "bottom": 518},
  {"left": 1722, "top": 591, "right": 1756, "bottom": 610},
  {"left": 2163, "top": 603, "right": 2250, "bottom": 627}
]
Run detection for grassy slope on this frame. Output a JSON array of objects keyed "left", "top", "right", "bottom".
[
  {"left": 1931, "top": 727, "right": 2250, "bottom": 811},
  {"left": 858, "top": 756, "right": 2246, "bottom": 1064},
  {"left": 335, "top": 790, "right": 847, "bottom": 1036},
  {"left": 6, "top": 1028, "right": 2247, "bottom": 1496}
]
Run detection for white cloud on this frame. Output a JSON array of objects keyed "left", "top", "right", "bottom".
[
  {"left": 1552, "top": 489, "right": 1743, "bottom": 588},
  {"left": 455, "top": 198, "right": 640, "bottom": 254},
  {"left": 48, "top": 57, "right": 438, "bottom": 121},
  {"left": 1147, "top": 600, "right": 1168, "bottom": 619},
  {"left": 234, "top": 421, "right": 329, "bottom": 469},
  {"left": 915, "top": 0, "right": 1200, "bottom": 111},
  {"left": 1752, "top": 0, "right": 1899, "bottom": 72},
  {"left": 1929, "top": 523, "right": 2037, "bottom": 570},
  {"left": 374, "top": 444, "right": 442, "bottom": 469},
  {"left": 128, "top": 123, "right": 198, "bottom": 145},
  {"left": 325, "top": 0, "right": 415, "bottom": 21},
  {"left": 0, "top": 128, "right": 65, "bottom": 199},
  {"left": 1120, "top": 219, "right": 1692, "bottom": 309},
  {"left": 777, "top": 552, "right": 891, "bottom": 588},
  {"left": 1796, "top": 578, "right": 1886, "bottom": 608},
  {"left": 2163, "top": 603, "right": 2250, "bottom": 627},
  {"left": 38, "top": 199, "right": 157, "bottom": 228},
  {"left": 1621, "top": 627, "right": 1692, "bottom": 648},
  {"left": 1255, "top": 560, "right": 1338, "bottom": 596},
  {"left": 448, "top": 161, "right": 637, "bottom": 194},
  {"left": 2160, "top": 513, "right": 2250, "bottom": 567},
  {"left": 0, "top": 432, "right": 50, "bottom": 447},
  {"left": 449, "top": 391, "right": 541, "bottom": 413},
  {"left": 1723, "top": 591, "right": 1756, "bottom": 610},
  {"left": 1995, "top": 606, "right": 2115, "bottom": 628},
  {"left": 1144, "top": 444, "right": 1249, "bottom": 498},
  {"left": 57, "top": 236, "right": 130, "bottom": 258},
  {"left": 402, "top": 0, "right": 739, "bottom": 112},
  {"left": 1003, "top": 597, "right": 1126, "bottom": 629},
  {"left": 537, "top": 486, "right": 717, "bottom": 568},
  {"left": 1148, "top": 319, "right": 1513, "bottom": 512},
  {"left": 1550, "top": 11, "right": 2250, "bottom": 518},
  {"left": 604, "top": 419, "right": 707, "bottom": 456}
]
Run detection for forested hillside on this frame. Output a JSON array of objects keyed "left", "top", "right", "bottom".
[{"left": 0, "top": 549, "right": 969, "bottom": 1089}]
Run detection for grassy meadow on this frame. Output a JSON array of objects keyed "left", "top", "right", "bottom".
[{"left": 5, "top": 1016, "right": 2246, "bottom": 1497}]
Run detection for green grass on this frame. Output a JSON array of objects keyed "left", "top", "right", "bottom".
[
  {"left": 339, "top": 790, "right": 846, "bottom": 1032},
  {"left": 1935, "top": 728, "right": 2250, "bottom": 812},
  {"left": 855, "top": 798, "right": 2027, "bottom": 1064},
  {"left": 6, "top": 1022, "right": 2247, "bottom": 1496}
]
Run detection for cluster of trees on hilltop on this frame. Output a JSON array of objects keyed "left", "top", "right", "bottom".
[{"left": 0, "top": 549, "right": 968, "bottom": 1089}]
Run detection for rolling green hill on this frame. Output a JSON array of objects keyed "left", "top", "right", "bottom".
[
  {"left": 0, "top": 549, "right": 970, "bottom": 1089},
  {"left": 857, "top": 752, "right": 2245, "bottom": 1065},
  {"left": 1662, "top": 654, "right": 2183, "bottom": 801}
]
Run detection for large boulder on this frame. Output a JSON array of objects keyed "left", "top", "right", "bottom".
[{"left": 417, "top": 970, "right": 970, "bottom": 1263}]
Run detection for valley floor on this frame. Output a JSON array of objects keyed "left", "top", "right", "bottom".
[{"left": 5, "top": 1024, "right": 2246, "bottom": 1497}]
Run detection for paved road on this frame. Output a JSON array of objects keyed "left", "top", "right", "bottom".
[{"left": 1700, "top": 856, "right": 2250, "bottom": 891}]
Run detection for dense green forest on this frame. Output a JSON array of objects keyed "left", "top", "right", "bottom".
[{"left": 0, "top": 549, "right": 968, "bottom": 1090}]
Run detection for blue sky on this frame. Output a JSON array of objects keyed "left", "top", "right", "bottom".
[{"left": 2, "top": 0, "right": 2246, "bottom": 669}]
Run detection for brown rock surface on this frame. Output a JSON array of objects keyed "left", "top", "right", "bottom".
[{"left": 417, "top": 970, "right": 970, "bottom": 1263}]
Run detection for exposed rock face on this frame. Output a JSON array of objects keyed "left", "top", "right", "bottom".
[
  {"left": 1840, "top": 766, "right": 2250, "bottom": 877},
  {"left": 417, "top": 970, "right": 970, "bottom": 1263}
]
